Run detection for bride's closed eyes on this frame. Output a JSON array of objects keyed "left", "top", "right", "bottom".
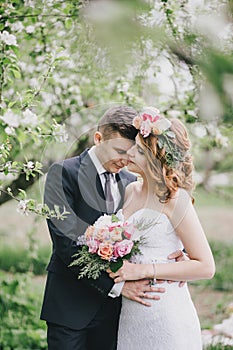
[{"left": 136, "top": 144, "right": 145, "bottom": 155}]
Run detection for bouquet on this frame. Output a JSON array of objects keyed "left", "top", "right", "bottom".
[{"left": 69, "top": 214, "right": 143, "bottom": 279}]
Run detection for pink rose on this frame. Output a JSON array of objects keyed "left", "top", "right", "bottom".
[
  {"left": 98, "top": 242, "right": 114, "bottom": 261},
  {"left": 110, "top": 227, "right": 123, "bottom": 242},
  {"left": 113, "top": 240, "right": 134, "bottom": 258},
  {"left": 108, "top": 222, "right": 122, "bottom": 231},
  {"left": 140, "top": 120, "right": 151, "bottom": 138},
  {"left": 152, "top": 115, "right": 160, "bottom": 123},
  {"left": 87, "top": 239, "right": 99, "bottom": 254},
  {"left": 142, "top": 113, "right": 160, "bottom": 123},
  {"left": 142, "top": 113, "right": 151, "bottom": 121},
  {"left": 95, "top": 228, "right": 108, "bottom": 241},
  {"left": 85, "top": 226, "right": 95, "bottom": 240},
  {"left": 123, "top": 222, "right": 135, "bottom": 239}
]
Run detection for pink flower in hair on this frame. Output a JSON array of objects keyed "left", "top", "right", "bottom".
[{"left": 133, "top": 107, "right": 171, "bottom": 137}]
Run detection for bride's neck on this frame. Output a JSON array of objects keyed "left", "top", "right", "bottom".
[{"left": 140, "top": 175, "right": 155, "bottom": 196}]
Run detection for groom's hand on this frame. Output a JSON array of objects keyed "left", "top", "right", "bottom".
[
  {"left": 167, "top": 249, "right": 189, "bottom": 287},
  {"left": 121, "top": 280, "right": 165, "bottom": 307}
]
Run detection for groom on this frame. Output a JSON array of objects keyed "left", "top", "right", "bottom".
[{"left": 40, "top": 105, "right": 167, "bottom": 350}]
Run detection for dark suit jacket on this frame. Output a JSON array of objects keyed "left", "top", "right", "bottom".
[{"left": 40, "top": 149, "right": 136, "bottom": 329}]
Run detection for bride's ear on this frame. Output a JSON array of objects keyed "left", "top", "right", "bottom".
[{"left": 94, "top": 131, "right": 103, "bottom": 145}]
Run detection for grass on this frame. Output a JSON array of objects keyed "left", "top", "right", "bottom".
[
  {"left": 194, "top": 185, "right": 233, "bottom": 208},
  {"left": 0, "top": 270, "right": 47, "bottom": 349}
]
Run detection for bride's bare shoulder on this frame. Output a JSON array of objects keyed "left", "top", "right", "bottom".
[{"left": 164, "top": 188, "right": 192, "bottom": 219}]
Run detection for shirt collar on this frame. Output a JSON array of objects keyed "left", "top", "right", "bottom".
[{"left": 88, "top": 146, "right": 110, "bottom": 176}]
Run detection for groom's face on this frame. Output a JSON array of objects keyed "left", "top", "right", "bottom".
[{"left": 94, "top": 131, "right": 135, "bottom": 173}]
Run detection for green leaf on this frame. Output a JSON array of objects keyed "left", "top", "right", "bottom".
[
  {"left": 65, "top": 18, "right": 73, "bottom": 30},
  {"left": 111, "top": 214, "right": 120, "bottom": 222},
  {"left": 110, "top": 259, "right": 123, "bottom": 273},
  {"left": 166, "top": 131, "right": 175, "bottom": 138},
  {"left": 8, "top": 100, "right": 17, "bottom": 109},
  {"left": 18, "top": 189, "right": 27, "bottom": 199},
  {"left": 11, "top": 69, "right": 21, "bottom": 79}
]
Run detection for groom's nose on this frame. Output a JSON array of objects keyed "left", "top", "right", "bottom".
[{"left": 119, "top": 156, "right": 130, "bottom": 167}]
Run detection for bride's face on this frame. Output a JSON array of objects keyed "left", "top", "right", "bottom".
[{"left": 127, "top": 135, "right": 148, "bottom": 175}]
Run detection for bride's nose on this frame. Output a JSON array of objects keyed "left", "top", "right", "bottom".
[{"left": 127, "top": 144, "right": 136, "bottom": 157}]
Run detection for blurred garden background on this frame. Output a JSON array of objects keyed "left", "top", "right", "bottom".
[{"left": 0, "top": 0, "right": 233, "bottom": 349}]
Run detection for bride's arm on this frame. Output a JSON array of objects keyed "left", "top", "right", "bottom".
[{"left": 108, "top": 189, "right": 215, "bottom": 283}]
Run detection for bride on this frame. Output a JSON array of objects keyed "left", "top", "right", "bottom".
[{"left": 107, "top": 107, "right": 215, "bottom": 350}]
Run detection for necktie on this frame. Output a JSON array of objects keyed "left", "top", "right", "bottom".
[{"left": 103, "top": 172, "right": 115, "bottom": 214}]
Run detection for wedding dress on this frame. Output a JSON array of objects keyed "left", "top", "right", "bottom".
[{"left": 116, "top": 208, "right": 202, "bottom": 350}]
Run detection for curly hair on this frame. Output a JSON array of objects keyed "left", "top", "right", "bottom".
[{"left": 139, "top": 118, "right": 194, "bottom": 203}]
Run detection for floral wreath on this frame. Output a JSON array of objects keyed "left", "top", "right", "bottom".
[{"left": 132, "top": 107, "right": 184, "bottom": 168}]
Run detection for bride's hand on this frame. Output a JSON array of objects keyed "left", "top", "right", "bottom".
[{"left": 107, "top": 260, "right": 149, "bottom": 283}]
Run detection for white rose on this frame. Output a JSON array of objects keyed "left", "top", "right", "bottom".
[
  {"left": 94, "top": 214, "right": 113, "bottom": 228},
  {"left": 155, "top": 118, "right": 171, "bottom": 133},
  {"left": 142, "top": 107, "right": 160, "bottom": 118}
]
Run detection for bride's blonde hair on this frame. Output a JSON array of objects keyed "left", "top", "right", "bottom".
[{"left": 139, "top": 118, "right": 194, "bottom": 203}]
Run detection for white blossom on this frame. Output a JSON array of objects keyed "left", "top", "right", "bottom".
[
  {"left": 24, "top": 0, "right": 35, "bottom": 8},
  {"left": 41, "top": 92, "right": 56, "bottom": 107},
  {"left": 5, "top": 161, "right": 12, "bottom": 169},
  {"left": 52, "top": 123, "right": 69, "bottom": 143},
  {"left": 139, "top": 8, "right": 165, "bottom": 28},
  {"left": 11, "top": 22, "right": 24, "bottom": 32},
  {"left": 69, "top": 113, "right": 82, "bottom": 127},
  {"left": 17, "top": 200, "right": 30, "bottom": 216},
  {"left": 1, "top": 110, "right": 20, "bottom": 127},
  {"left": 118, "top": 81, "right": 130, "bottom": 93},
  {"left": 193, "top": 125, "right": 207, "bottom": 138},
  {"left": 215, "top": 130, "right": 229, "bottom": 148},
  {"left": 25, "top": 25, "right": 35, "bottom": 34},
  {"left": 0, "top": 31, "right": 18, "bottom": 46},
  {"left": 25, "top": 161, "right": 35, "bottom": 170},
  {"left": 21, "top": 109, "right": 38, "bottom": 127},
  {"left": 5, "top": 126, "right": 16, "bottom": 135},
  {"left": 167, "top": 110, "right": 181, "bottom": 119},
  {"left": 29, "top": 78, "right": 39, "bottom": 88}
]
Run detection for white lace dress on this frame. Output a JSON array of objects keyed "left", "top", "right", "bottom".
[{"left": 117, "top": 208, "right": 202, "bottom": 350}]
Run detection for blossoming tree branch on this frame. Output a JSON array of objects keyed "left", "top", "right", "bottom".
[{"left": 0, "top": 0, "right": 232, "bottom": 218}]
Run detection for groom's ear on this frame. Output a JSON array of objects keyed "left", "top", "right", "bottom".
[{"left": 94, "top": 131, "right": 103, "bottom": 145}]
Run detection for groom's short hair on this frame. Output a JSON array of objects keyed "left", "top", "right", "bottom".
[{"left": 98, "top": 105, "right": 138, "bottom": 140}]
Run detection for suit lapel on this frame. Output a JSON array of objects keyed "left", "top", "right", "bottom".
[
  {"left": 78, "top": 151, "right": 132, "bottom": 214},
  {"left": 78, "top": 151, "right": 106, "bottom": 213},
  {"left": 115, "top": 172, "right": 129, "bottom": 212}
]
